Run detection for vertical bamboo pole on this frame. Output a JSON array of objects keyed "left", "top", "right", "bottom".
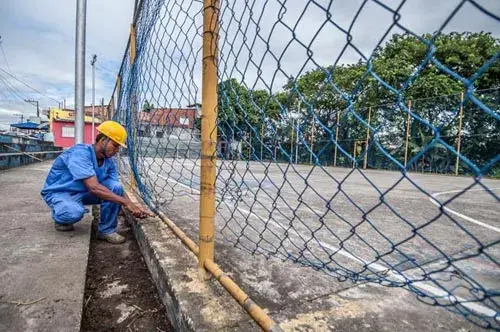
[
  {"left": 310, "top": 119, "right": 315, "bottom": 165},
  {"left": 352, "top": 141, "right": 357, "bottom": 168},
  {"left": 114, "top": 75, "right": 121, "bottom": 119},
  {"left": 333, "top": 111, "right": 340, "bottom": 167},
  {"left": 129, "top": 24, "right": 137, "bottom": 190},
  {"left": 248, "top": 134, "right": 252, "bottom": 160},
  {"left": 363, "top": 107, "right": 372, "bottom": 169},
  {"left": 404, "top": 100, "right": 412, "bottom": 168},
  {"left": 290, "top": 119, "right": 294, "bottom": 163},
  {"left": 455, "top": 92, "right": 464, "bottom": 175},
  {"left": 260, "top": 123, "right": 264, "bottom": 161},
  {"left": 199, "top": 0, "right": 219, "bottom": 279}
]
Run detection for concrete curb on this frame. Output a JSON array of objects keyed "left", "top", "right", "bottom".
[{"left": 122, "top": 196, "right": 260, "bottom": 331}]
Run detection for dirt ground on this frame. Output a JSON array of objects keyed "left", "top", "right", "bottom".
[{"left": 81, "top": 215, "right": 173, "bottom": 332}]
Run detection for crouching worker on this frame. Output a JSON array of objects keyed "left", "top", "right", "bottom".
[{"left": 41, "top": 121, "right": 150, "bottom": 244}]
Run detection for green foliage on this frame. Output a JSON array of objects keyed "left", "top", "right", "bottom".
[
  {"left": 142, "top": 100, "right": 155, "bottom": 113},
  {"left": 217, "top": 31, "right": 500, "bottom": 173}
]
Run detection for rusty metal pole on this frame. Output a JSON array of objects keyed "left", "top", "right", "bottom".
[
  {"left": 334, "top": 110, "right": 340, "bottom": 167},
  {"left": 199, "top": 0, "right": 219, "bottom": 280},
  {"left": 404, "top": 100, "right": 412, "bottom": 168},
  {"left": 455, "top": 92, "right": 464, "bottom": 175},
  {"left": 363, "top": 107, "right": 372, "bottom": 169}
]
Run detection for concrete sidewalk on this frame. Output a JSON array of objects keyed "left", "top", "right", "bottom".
[{"left": 0, "top": 162, "right": 92, "bottom": 332}]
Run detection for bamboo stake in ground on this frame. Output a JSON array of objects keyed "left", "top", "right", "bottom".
[
  {"left": 310, "top": 119, "right": 315, "bottom": 165},
  {"left": 334, "top": 111, "right": 340, "bottom": 167},
  {"left": 404, "top": 100, "right": 412, "bottom": 168},
  {"left": 455, "top": 92, "right": 464, "bottom": 175},
  {"left": 199, "top": 0, "right": 219, "bottom": 280},
  {"left": 129, "top": 24, "right": 137, "bottom": 190},
  {"left": 363, "top": 107, "right": 372, "bottom": 169}
]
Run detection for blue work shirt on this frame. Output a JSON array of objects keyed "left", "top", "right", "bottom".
[{"left": 41, "top": 144, "right": 118, "bottom": 197}]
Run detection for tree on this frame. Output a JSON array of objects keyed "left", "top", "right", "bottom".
[{"left": 142, "top": 100, "right": 154, "bottom": 113}]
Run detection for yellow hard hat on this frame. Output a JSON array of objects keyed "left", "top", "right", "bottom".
[{"left": 96, "top": 121, "right": 127, "bottom": 148}]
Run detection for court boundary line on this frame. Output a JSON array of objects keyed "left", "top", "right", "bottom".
[
  {"left": 430, "top": 188, "right": 500, "bottom": 233},
  {"left": 147, "top": 169, "right": 499, "bottom": 320}
]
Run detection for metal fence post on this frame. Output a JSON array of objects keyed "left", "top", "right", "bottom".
[
  {"left": 74, "top": 0, "right": 87, "bottom": 144},
  {"left": 199, "top": 0, "right": 219, "bottom": 279}
]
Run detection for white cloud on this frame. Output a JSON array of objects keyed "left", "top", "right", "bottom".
[{"left": 0, "top": 0, "right": 134, "bottom": 124}]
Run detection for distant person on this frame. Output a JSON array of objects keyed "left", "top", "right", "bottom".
[{"left": 41, "top": 121, "right": 150, "bottom": 244}]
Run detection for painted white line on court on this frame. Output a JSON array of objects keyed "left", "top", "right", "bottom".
[
  {"left": 430, "top": 188, "right": 500, "bottom": 234},
  {"left": 228, "top": 202, "right": 500, "bottom": 320},
  {"left": 152, "top": 172, "right": 200, "bottom": 195},
  {"left": 149, "top": 169, "right": 499, "bottom": 319}
]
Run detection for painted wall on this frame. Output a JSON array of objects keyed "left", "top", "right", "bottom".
[{"left": 52, "top": 120, "right": 99, "bottom": 148}]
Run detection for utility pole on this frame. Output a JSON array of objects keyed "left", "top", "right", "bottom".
[
  {"left": 25, "top": 99, "right": 39, "bottom": 118},
  {"left": 75, "top": 0, "right": 87, "bottom": 144},
  {"left": 91, "top": 54, "right": 97, "bottom": 142}
]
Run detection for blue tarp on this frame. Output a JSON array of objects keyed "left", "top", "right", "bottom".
[{"left": 10, "top": 122, "right": 42, "bottom": 130}]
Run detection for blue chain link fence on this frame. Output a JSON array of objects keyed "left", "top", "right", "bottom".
[{"left": 111, "top": 0, "right": 500, "bottom": 329}]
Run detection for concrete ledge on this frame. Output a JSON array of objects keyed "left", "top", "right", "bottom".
[{"left": 123, "top": 206, "right": 259, "bottom": 331}]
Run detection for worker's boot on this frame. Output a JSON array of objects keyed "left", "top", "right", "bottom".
[
  {"left": 97, "top": 232, "right": 126, "bottom": 244},
  {"left": 54, "top": 223, "right": 74, "bottom": 232}
]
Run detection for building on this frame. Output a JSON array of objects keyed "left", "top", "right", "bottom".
[
  {"left": 138, "top": 108, "right": 198, "bottom": 140},
  {"left": 51, "top": 118, "right": 100, "bottom": 148},
  {"left": 48, "top": 108, "right": 102, "bottom": 148}
]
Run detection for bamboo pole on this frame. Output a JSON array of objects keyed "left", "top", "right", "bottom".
[
  {"left": 199, "top": 0, "right": 219, "bottom": 280},
  {"left": 363, "top": 107, "right": 372, "bottom": 169},
  {"left": 333, "top": 111, "right": 340, "bottom": 167},
  {"left": 204, "top": 259, "right": 282, "bottom": 331},
  {"left": 404, "top": 100, "right": 412, "bottom": 168},
  {"left": 260, "top": 123, "right": 264, "bottom": 161},
  {"left": 129, "top": 24, "right": 137, "bottom": 190},
  {"left": 154, "top": 207, "right": 283, "bottom": 331},
  {"left": 310, "top": 119, "right": 315, "bottom": 165},
  {"left": 114, "top": 75, "right": 121, "bottom": 119},
  {"left": 352, "top": 141, "right": 357, "bottom": 168},
  {"left": 290, "top": 119, "right": 294, "bottom": 163},
  {"left": 455, "top": 92, "right": 464, "bottom": 175}
]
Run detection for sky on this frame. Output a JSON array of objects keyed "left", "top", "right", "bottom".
[
  {"left": 0, "top": 0, "right": 499, "bottom": 130},
  {"left": 0, "top": 0, "right": 134, "bottom": 129}
]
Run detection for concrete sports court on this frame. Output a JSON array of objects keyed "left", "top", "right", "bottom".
[{"left": 125, "top": 156, "right": 500, "bottom": 328}]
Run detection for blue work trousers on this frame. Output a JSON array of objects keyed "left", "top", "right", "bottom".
[{"left": 43, "top": 179, "right": 123, "bottom": 235}]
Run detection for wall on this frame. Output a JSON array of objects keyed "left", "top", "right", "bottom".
[
  {"left": 0, "top": 134, "right": 63, "bottom": 170},
  {"left": 52, "top": 121, "right": 99, "bottom": 148}
]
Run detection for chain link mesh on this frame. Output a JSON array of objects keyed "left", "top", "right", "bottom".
[{"left": 111, "top": 0, "right": 500, "bottom": 329}]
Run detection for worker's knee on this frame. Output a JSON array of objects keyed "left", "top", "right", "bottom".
[
  {"left": 105, "top": 181, "right": 123, "bottom": 196},
  {"left": 54, "top": 202, "right": 85, "bottom": 223}
]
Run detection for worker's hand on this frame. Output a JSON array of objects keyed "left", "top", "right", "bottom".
[{"left": 124, "top": 201, "right": 152, "bottom": 219}]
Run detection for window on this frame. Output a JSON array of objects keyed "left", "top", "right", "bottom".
[
  {"left": 179, "top": 117, "right": 189, "bottom": 126},
  {"left": 61, "top": 126, "right": 75, "bottom": 138}
]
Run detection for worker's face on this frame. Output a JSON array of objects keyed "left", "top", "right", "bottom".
[{"left": 102, "top": 138, "right": 121, "bottom": 157}]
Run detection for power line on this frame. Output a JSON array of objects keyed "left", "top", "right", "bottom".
[
  {"left": 0, "top": 73, "right": 27, "bottom": 102},
  {"left": 0, "top": 35, "right": 12, "bottom": 74},
  {"left": 0, "top": 67, "right": 59, "bottom": 104}
]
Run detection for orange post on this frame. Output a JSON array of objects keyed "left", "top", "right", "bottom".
[
  {"left": 404, "top": 100, "right": 412, "bottom": 168},
  {"left": 199, "top": 0, "right": 219, "bottom": 280},
  {"left": 455, "top": 92, "right": 464, "bottom": 175},
  {"left": 363, "top": 107, "right": 372, "bottom": 169},
  {"left": 333, "top": 110, "right": 340, "bottom": 167}
]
